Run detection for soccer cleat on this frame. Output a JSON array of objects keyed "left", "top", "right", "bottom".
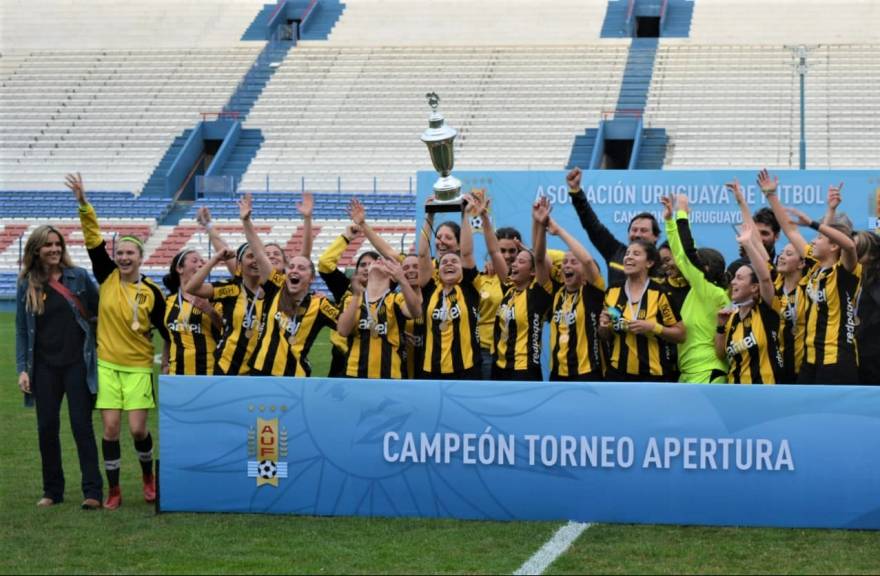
[
  {"left": 142, "top": 474, "right": 156, "bottom": 503},
  {"left": 81, "top": 498, "right": 101, "bottom": 510},
  {"left": 36, "top": 497, "right": 55, "bottom": 508},
  {"left": 104, "top": 486, "right": 122, "bottom": 510}
]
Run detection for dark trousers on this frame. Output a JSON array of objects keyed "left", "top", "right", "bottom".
[{"left": 33, "top": 361, "right": 103, "bottom": 501}]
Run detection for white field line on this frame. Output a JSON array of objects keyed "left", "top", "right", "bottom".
[{"left": 513, "top": 521, "right": 591, "bottom": 576}]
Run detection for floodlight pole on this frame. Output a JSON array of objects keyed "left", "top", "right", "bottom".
[{"left": 796, "top": 45, "right": 808, "bottom": 170}]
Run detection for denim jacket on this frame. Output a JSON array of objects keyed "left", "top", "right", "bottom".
[{"left": 15, "top": 267, "right": 99, "bottom": 393}]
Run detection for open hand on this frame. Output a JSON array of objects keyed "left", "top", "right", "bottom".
[
  {"left": 348, "top": 198, "right": 366, "bottom": 226},
  {"left": 533, "top": 195, "right": 551, "bottom": 225},
  {"left": 238, "top": 193, "right": 253, "bottom": 221},
  {"left": 827, "top": 183, "right": 843, "bottom": 210},
  {"left": 297, "top": 192, "right": 313, "bottom": 219},
  {"left": 65, "top": 172, "right": 87, "bottom": 205},
  {"left": 725, "top": 178, "right": 746, "bottom": 205},
  {"left": 757, "top": 169, "right": 778, "bottom": 197}
]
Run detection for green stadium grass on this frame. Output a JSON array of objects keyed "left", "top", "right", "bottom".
[{"left": 2, "top": 311, "right": 879, "bottom": 574}]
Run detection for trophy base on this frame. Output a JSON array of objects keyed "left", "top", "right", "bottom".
[
  {"left": 427, "top": 175, "right": 463, "bottom": 213},
  {"left": 426, "top": 201, "right": 463, "bottom": 214}
]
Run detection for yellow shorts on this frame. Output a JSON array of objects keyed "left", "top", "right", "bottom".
[{"left": 96, "top": 362, "right": 155, "bottom": 411}]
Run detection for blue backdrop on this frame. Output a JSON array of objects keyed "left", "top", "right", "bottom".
[
  {"left": 159, "top": 376, "right": 880, "bottom": 529},
  {"left": 415, "top": 170, "right": 880, "bottom": 275}
]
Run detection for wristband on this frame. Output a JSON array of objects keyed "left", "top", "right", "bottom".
[
  {"left": 809, "top": 220, "right": 821, "bottom": 231},
  {"left": 716, "top": 324, "right": 726, "bottom": 335},
  {"left": 568, "top": 187, "right": 580, "bottom": 195},
  {"left": 651, "top": 323, "right": 664, "bottom": 336},
  {"left": 78, "top": 203, "right": 90, "bottom": 213}
]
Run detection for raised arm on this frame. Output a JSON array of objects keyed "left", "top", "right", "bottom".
[
  {"left": 66, "top": 172, "right": 116, "bottom": 283},
  {"left": 663, "top": 195, "right": 714, "bottom": 297},
  {"left": 727, "top": 178, "right": 770, "bottom": 264},
  {"left": 349, "top": 198, "right": 400, "bottom": 262},
  {"left": 196, "top": 206, "right": 236, "bottom": 276},
  {"left": 418, "top": 200, "right": 435, "bottom": 287},
  {"left": 382, "top": 258, "right": 422, "bottom": 319},
  {"left": 788, "top": 203, "right": 857, "bottom": 272},
  {"left": 547, "top": 217, "right": 600, "bottom": 285},
  {"left": 759, "top": 169, "right": 809, "bottom": 258},
  {"left": 336, "top": 290, "right": 361, "bottom": 338},
  {"left": 673, "top": 193, "right": 703, "bottom": 270},
  {"left": 239, "top": 193, "right": 272, "bottom": 282},
  {"left": 184, "top": 248, "right": 235, "bottom": 298},
  {"left": 532, "top": 196, "right": 551, "bottom": 286},
  {"left": 739, "top": 222, "right": 775, "bottom": 304},
  {"left": 459, "top": 196, "right": 475, "bottom": 269},
  {"left": 296, "top": 192, "right": 314, "bottom": 260},
  {"left": 467, "top": 191, "right": 507, "bottom": 280},
  {"left": 566, "top": 167, "right": 627, "bottom": 264},
  {"left": 823, "top": 182, "right": 843, "bottom": 225}
]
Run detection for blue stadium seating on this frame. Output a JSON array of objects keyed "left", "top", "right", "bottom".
[
  {"left": 188, "top": 193, "right": 417, "bottom": 220},
  {"left": 0, "top": 191, "right": 172, "bottom": 221}
]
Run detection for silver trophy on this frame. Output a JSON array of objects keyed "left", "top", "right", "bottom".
[{"left": 421, "top": 92, "right": 463, "bottom": 213}]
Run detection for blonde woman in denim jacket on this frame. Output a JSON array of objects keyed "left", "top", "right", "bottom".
[{"left": 16, "top": 225, "right": 102, "bottom": 509}]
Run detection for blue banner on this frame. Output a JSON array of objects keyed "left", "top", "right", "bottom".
[
  {"left": 416, "top": 170, "right": 880, "bottom": 276},
  {"left": 159, "top": 376, "right": 880, "bottom": 529}
]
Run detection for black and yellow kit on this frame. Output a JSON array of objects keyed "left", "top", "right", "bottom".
[
  {"left": 343, "top": 291, "right": 409, "bottom": 379},
  {"left": 477, "top": 273, "right": 505, "bottom": 354},
  {"left": 800, "top": 261, "right": 862, "bottom": 378},
  {"left": 722, "top": 298, "right": 784, "bottom": 384},
  {"left": 79, "top": 203, "right": 168, "bottom": 369},
  {"left": 402, "top": 310, "right": 426, "bottom": 380},
  {"left": 210, "top": 276, "right": 267, "bottom": 375},
  {"left": 163, "top": 292, "right": 222, "bottom": 375},
  {"left": 549, "top": 278, "right": 606, "bottom": 380},
  {"left": 604, "top": 280, "right": 680, "bottom": 381},
  {"left": 318, "top": 233, "right": 355, "bottom": 376},
  {"left": 493, "top": 279, "right": 553, "bottom": 379},
  {"left": 251, "top": 272, "right": 339, "bottom": 376},
  {"left": 774, "top": 276, "right": 807, "bottom": 383},
  {"left": 657, "top": 276, "right": 689, "bottom": 382},
  {"left": 421, "top": 267, "right": 482, "bottom": 378}
]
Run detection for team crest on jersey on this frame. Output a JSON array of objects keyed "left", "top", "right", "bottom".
[{"left": 247, "top": 417, "right": 288, "bottom": 487}]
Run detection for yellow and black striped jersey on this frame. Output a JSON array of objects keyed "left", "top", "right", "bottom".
[
  {"left": 251, "top": 274, "right": 339, "bottom": 377},
  {"left": 476, "top": 273, "right": 505, "bottom": 353},
  {"left": 421, "top": 267, "right": 482, "bottom": 376},
  {"left": 801, "top": 261, "right": 862, "bottom": 368},
  {"left": 402, "top": 303, "right": 426, "bottom": 380},
  {"left": 343, "top": 291, "right": 409, "bottom": 379},
  {"left": 493, "top": 279, "right": 553, "bottom": 372},
  {"left": 774, "top": 276, "right": 807, "bottom": 381},
  {"left": 604, "top": 280, "right": 680, "bottom": 380},
  {"left": 210, "top": 276, "right": 268, "bottom": 375},
  {"left": 722, "top": 298, "right": 784, "bottom": 384},
  {"left": 164, "top": 293, "right": 222, "bottom": 375},
  {"left": 78, "top": 203, "right": 169, "bottom": 370},
  {"left": 549, "top": 278, "right": 606, "bottom": 379}
]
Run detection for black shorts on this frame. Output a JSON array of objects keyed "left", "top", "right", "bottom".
[{"left": 797, "top": 362, "right": 860, "bottom": 385}]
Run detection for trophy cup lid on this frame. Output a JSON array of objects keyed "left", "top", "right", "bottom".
[{"left": 420, "top": 92, "right": 457, "bottom": 144}]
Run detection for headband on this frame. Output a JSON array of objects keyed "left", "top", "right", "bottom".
[
  {"left": 118, "top": 235, "right": 144, "bottom": 249},
  {"left": 236, "top": 242, "right": 251, "bottom": 262}
]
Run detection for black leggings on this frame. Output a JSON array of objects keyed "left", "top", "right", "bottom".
[{"left": 32, "top": 361, "right": 103, "bottom": 502}]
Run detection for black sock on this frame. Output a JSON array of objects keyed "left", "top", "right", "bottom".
[
  {"left": 134, "top": 432, "right": 153, "bottom": 477},
  {"left": 102, "top": 438, "right": 121, "bottom": 488}
]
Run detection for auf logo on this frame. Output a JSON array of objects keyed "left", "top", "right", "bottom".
[{"left": 246, "top": 416, "right": 289, "bottom": 487}]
